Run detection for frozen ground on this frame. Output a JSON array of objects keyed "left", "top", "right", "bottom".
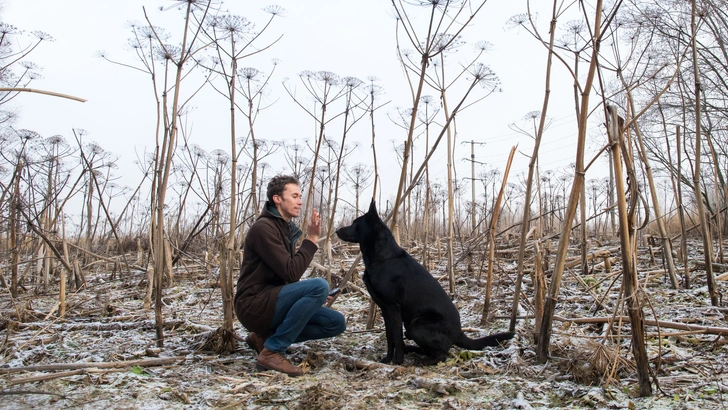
[{"left": 1, "top": 242, "right": 727, "bottom": 409}]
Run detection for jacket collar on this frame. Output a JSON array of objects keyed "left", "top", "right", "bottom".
[{"left": 263, "top": 201, "right": 302, "bottom": 244}]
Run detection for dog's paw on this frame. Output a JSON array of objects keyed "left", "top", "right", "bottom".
[{"left": 414, "top": 356, "right": 442, "bottom": 366}]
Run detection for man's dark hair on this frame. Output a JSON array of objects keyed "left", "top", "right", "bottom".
[{"left": 267, "top": 175, "right": 300, "bottom": 203}]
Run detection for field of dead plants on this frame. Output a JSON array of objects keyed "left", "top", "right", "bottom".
[
  {"left": 2, "top": 236, "right": 727, "bottom": 409},
  {"left": 4, "top": 0, "right": 728, "bottom": 408}
]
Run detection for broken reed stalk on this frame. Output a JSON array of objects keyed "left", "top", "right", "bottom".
[
  {"left": 7, "top": 368, "right": 125, "bottom": 386},
  {"left": 0, "top": 357, "right": 183, "bottom": 375},
  {"left": 623, "top": 87, "right": 679, "bottom": 289},
  {"left": 607, "top": 104, "right": 652, "bottom": 396},
  {"left": 0, "top": 87, "right": 87, "bottom": 102},
  {"left": 481, "top": 146, "right": 516, "bottom": 325},
  {"left": 553, "top": 315, "right": 728, "bottom": 337}
]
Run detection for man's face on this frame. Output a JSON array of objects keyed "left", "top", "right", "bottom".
[{"left": 273, "top": 183, "right": 303, "bottom": 221}]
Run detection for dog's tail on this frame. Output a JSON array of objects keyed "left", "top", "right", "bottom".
[{"left": 455, "top": 331, "right": 515, "bottom": 350}]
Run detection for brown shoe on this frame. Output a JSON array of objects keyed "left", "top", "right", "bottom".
[
  {"left": 256, "top": 348, "right": 303, "bottom": 377},
  {"left": 245, "top": 332, "right": 266, "bottom": 354}
]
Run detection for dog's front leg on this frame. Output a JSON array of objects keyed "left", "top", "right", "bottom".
[
  {"left": 378, "top": 306, "right": 396, "bottom": 363},
  {"left": 380, "top": 306, "right": 405, "bottom": 364}
]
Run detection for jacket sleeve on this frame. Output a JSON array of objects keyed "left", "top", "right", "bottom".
[{"left": 249, "top": 220, "right": 318, "bottom": 283}]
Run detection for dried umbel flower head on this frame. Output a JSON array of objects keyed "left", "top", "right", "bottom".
[
  {"left": 208, "top": 14, "right": 253, "bottom": 36},
  {"left": 315, "top": 71, "right": 339, "bottom": 86},
  {"left": 473, "top": 40, "right": 493, "bottom": 53},
  {"left": 238, "top": 67, "right": 261, "bottom": 81},
  {"left": 433, "top": 34, "right": 463, "bottom": 54},
  {"left": 17, "top": 129, "right": 39, "bottom": 141},
  {"left": 46, "top": 135, "right": 67, "bottom": 148},
  {"left": 164, "top": 0, "right": 220, "bottom": 12},
  {"left": 211, "top": 149, "right": 229, "bottom": 166},
  {"left": 505, "top": 13, "right": 530, "bottom": 31},
  {"left": 87, "top": 142, "right": 104, "bottom": 155},
  {"left": 343, "top": 77, "right": 363, "bottom": 89},
  {"left": 153, "top": 44, "right": 181, "bottom": 62},
  {"left": 31, "top": 31, "right": 54, "bottom": 42},
  {"left": 0, "top": 23, "right": 19, "bottom": 36},
  {"left": 469, "top": 62, "right": 500, "bottom": 90},
  {"left": 403, "top": 0, "right": 465, "bottom": 7},
  {"left": 263, "top": 5, "right": 285, "bottom": 16},
  {"left": 523, "top": 111, "right": 540, "bottom": 121}
]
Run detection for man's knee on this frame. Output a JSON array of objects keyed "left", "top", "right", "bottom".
[
  {"left": 322, "top": 310, "right": 346, "bottom": 336},
  {"left": 308, "top": 277, "right": 329, "bottom": 298},
  {"left": 333, "top": 315, "right": 346, "bottom": 335}
]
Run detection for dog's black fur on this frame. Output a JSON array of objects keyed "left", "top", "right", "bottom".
[{"left": 336, "top": 200, "right": 515, "bottom": 365}]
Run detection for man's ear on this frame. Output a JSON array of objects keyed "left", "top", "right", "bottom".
[{"left": 272, "top": 194, "right": 282, "bottom": 206}]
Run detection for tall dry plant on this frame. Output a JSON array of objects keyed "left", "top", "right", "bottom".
[
  {"left": 602, "top": 1, "right": 695, "bottom": 291},
  {"left": 283, "top": 70, "right": 350, "bottom": 240},
  {"left": 388, "top": 0, "right": 490, "bottom": 240},
  {"left": 320, "top": 78, "right": 367, "bottom": 275},
  {"left": 606, "top": 105, "right": 651, "bottom": 396},
  {"left": 481, "top": 146, "right": 516, "bottom": 325},
  {"left": 203, "top": 8, "right": 282, "bottom": 352},
  {"left": 623, "top": 0, "right": 728, "bottom": 298},
  {"left": 689, "top": 0, "right": 719, "bottom": 306},
  {"left": 349, "top": 78, "right": 384, "bottom": 322},
  {"left": 8, "top": 158, "right": 22, "bottom": 298},
  {"left": 418, "top": 96, "right": 438, "bottom": 269},
  {"left": 74, "top": 132, "right": 134, "bottom": 282},
  {"left": 423, "top": 35, "right": 496, "bottom": 294},
  {"left": 536, "top": 0, "right": 610, "bottom": 365},
  {"left": 506, "top": 0, "right": 563, "bottom": 335},
  {"left": 142, "top": 1, "right": 214, "bottom": 346}
]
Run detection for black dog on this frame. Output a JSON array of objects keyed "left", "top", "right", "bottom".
[{"left": 336, "top": 200, "right": 515, "bottom": 365}]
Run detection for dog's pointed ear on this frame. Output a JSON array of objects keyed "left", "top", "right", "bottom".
[{"left": 368, "top": 199, "right": 377, "bottom": 215}]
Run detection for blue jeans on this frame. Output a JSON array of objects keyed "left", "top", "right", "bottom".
[{"left": 265, "top": 278, "right": 346, "bottom": 353}]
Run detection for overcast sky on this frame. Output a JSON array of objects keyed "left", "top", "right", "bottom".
[{"left": 2, "top": 0, "right": 608, "bottom": 211}]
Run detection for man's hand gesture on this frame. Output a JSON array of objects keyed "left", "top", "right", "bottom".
[{"left": 307, "top": 208, "right": 321, "bottom": 244}]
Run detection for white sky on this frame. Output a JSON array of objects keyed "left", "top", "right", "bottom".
[{"left": 2, "top": 0, "right": 611, "bottom": 213}]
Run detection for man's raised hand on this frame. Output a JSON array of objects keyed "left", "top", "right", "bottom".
[{"left": 307, "top": 208, "right": 321, "bottom": 243}]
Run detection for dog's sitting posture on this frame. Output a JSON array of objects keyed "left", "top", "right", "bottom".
[{"left": 336, "top": 200, "right": 515, "bottom": 365}]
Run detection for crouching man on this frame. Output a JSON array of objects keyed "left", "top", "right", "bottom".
[{"left": 234, "top": 175, "right": 346, "bottom": 376}]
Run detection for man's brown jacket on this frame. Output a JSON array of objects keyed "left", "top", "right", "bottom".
[{"left": 234, "top": 203, "right": 318, "bottom": 337}]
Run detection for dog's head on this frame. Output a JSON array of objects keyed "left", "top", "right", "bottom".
[{"left": 336, "top": 199, "right": 383, "bottom": 245}]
